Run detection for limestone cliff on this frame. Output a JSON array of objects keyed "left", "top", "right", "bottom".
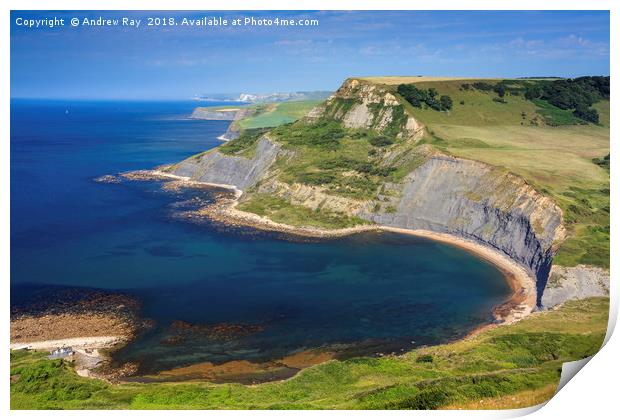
[
  {"left": 190, "top": 107, "right": 254, "bottom": 141},
  {"left": 306, "top": 78, "right": 425, "bottom": 141},
  {"left": 541, "top": 265, "right": 610, "bottom": 309},
  {"left": 364, "top": 155, "right": 565, "bottom": 304},
  {"left": 169, "top": 137, "right": 281, "bottom": 190}
]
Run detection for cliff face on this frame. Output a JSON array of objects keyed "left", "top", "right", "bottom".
[
  {"left": 169, "top": 78, "right": 569, "bottom": 305},
  {"left": 541, "top": 265, "right": 610, "bottom": 309},
  {"left": 190, "top": 107, "right": 254, "bottom": 141},
  {"left": 307, "top": 78, "right": 425, "bottom": 141},
  {"left": 169, "top": 137, "right": 281, "bottom": 190},
  {"left": 364, "top": 155, "right": 565, "bottom": 303},
  {"left": 189, "top": 107, "right": 252, "bottom": 121}
]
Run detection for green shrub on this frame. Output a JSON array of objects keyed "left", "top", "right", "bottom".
[
  {"left": 219, "top": 128, "right": 270, "bottom": 156},
  {"left": 397, "top": 84, "right": 452, "bottom": 112},
  {"left": 296, "top": 172, "right": 336, "bottom": 185},
  {"left": 369, "top": 135, "right": 394, "bottom": 147},
  {"left": 573, "top": 106, "right": 599, "bottom": 123},
  {"left": 440, "top": 95, "right": 453, "bottom": 110},
  {"left": 416, "top": 354, "right": 434, "bottom": 363},
  {"left": 272, "top": 121, "right": 345, "bottom": 150},
  {"left": 592, "top": 154, "right": 610, "bottom": 170}
]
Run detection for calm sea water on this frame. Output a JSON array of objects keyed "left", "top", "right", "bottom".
[{"left": 10, "top": 99, "right": 511, "bottom": 374}]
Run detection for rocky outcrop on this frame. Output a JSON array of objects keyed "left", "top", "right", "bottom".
[
  {"left": 167, "top": 137, "right": 281, "bottom": 190},
  {"left": 365, "top": 155, "right": 565, "bottom": 305},
  {"left": 190, "top": 107, "right": 255, "bottom": 141},
  {"left": 541, "top": 265, "right": 610, "bottom": 309},
  {"left": 190, "top": 107, "right": 251, "bottom": 121},
  {"left": 256, "top": 179, "right": 370, "bottom": 215},
  {"left": 307, "top": 79, "right": 425, "bottom": 141}
]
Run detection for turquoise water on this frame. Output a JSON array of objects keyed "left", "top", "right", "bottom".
[{"left": 11, "top": 100, "right": 511, "bottom": 374}]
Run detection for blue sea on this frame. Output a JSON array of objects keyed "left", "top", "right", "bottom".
[{"left": 10, "top": 99, "right": 512, "bottom": 375}]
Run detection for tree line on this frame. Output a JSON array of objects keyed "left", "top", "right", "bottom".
[{"left": 396, "top": 84, "right": 453, "bottom": 112}]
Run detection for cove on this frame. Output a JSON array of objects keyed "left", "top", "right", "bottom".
[{"left": 10, "top": 100, "right": 512, "bottom": 376}]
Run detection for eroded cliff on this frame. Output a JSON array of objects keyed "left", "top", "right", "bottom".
[
  {"left": 365, "top": 155, "right": 565, "bottom": 303},
  {"left": 168, "top": 137, "right": 281, "bottom": 190},
  {"left": 167, "top": 78, "right": 572, "bottom": 306},
  {"left": 307, "top": 78, "right": 425, "bottom": 140}
]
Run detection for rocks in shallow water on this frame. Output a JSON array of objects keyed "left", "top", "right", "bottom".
[
  {"left": 160, "top": 320, "right": 265, "bottom": 345},
  {"left": 94, "top": 174, "right": 121, "bottom": 184},
  {"left": 541, "top": 265, "right": 610, "bottom": 309},
  {"left": 10, "top": 286, "right": 144, "bottom": 343},
  {"left": 120, "top": 170, "right": 170, "bottom": 181}
]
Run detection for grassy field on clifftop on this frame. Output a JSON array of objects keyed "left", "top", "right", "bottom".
[
  {"left": 11, "top": 298, "right": 608, "bottom": 409},
  {"left": 384, "top": 78, "right": 610, "bottom": 268},
  {"left": 236, "top": 101, "right": 323, "bottom": 130}
]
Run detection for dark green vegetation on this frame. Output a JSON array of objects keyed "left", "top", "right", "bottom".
[
  {"left": 11, "top": 298, "right": 608, "bottom": 409},
  {"left": 397, "top": 84, "right": 453, "bottom": 111},
  {"left": 553, "top": 183, "right": 610, "bottom": 267},
  {"left": 218, "top": 128, "right": 270, "bottom": 157},
  {"left": 461, "top": 76, "right": 609, "bottom": 126},
  {"left": 593, "top": 154, "right": 610, "bottom": 171},
  {"left": 236, "top": 194, "right": 369, "bottom": 229},
  {"left": 530, "top": 99, "right": 581, "bottom": 125}
]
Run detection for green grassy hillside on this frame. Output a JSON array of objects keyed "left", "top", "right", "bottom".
[
  {"left": 237, "top": 101, "right": 323, "bottom": 130},
  {"left": 369, "top": 77, "right": 610, "bottom": 267},
  {"left": 10, "top": 298, "right": 608, "bottom": 409},
  {"left": 197, "top": 100, "right": 322, "bottom": 131}
]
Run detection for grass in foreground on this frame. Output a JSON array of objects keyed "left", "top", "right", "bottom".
[{"left": 10, "top": 297, "right": 608, "bottom": 410}]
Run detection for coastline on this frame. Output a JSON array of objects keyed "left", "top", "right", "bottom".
[
  {"left": 11, "top": 169, "right": 537, "bottom": 382},
  {"left": 10, "top": 287, "right": 143, "bottom": 378},
  {"left": 380, "top": 227, "right": 536, "bottom": 325},
  {"left": 125, "top": 169, "right": 537, "bottom": 326},
  {"left": 10, "top": 336, "right": 123, "bottom": 351}
]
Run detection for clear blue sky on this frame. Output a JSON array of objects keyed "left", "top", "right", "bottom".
[{"left": 10, "top": 10, "right": 610, "bottom": 99}]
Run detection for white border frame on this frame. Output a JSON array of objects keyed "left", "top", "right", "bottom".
[{"left": 2, "top": 2, "right": 616, "bottom": 419}]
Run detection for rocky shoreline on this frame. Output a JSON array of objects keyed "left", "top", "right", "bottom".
[
  {"left": 10, "top": 286, "right": 147, "bottom": 379},
  {"left": 9, "top": 168, "right": 552, "bottom": 384},
  {"left": 122, "top": 169, "right": 537, "bottom": 326}
]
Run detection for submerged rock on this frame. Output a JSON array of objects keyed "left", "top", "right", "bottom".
[{"left": 94, "top": 174, "right": 121, "bottom": 184}]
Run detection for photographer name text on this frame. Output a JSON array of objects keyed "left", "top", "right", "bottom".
[{"left": 14, "top": 15, "right": 319, "bottom": 29}]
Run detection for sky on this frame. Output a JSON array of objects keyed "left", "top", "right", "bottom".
[{"left": 10, "top": 10, "right": 610, "bottom": 99}]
